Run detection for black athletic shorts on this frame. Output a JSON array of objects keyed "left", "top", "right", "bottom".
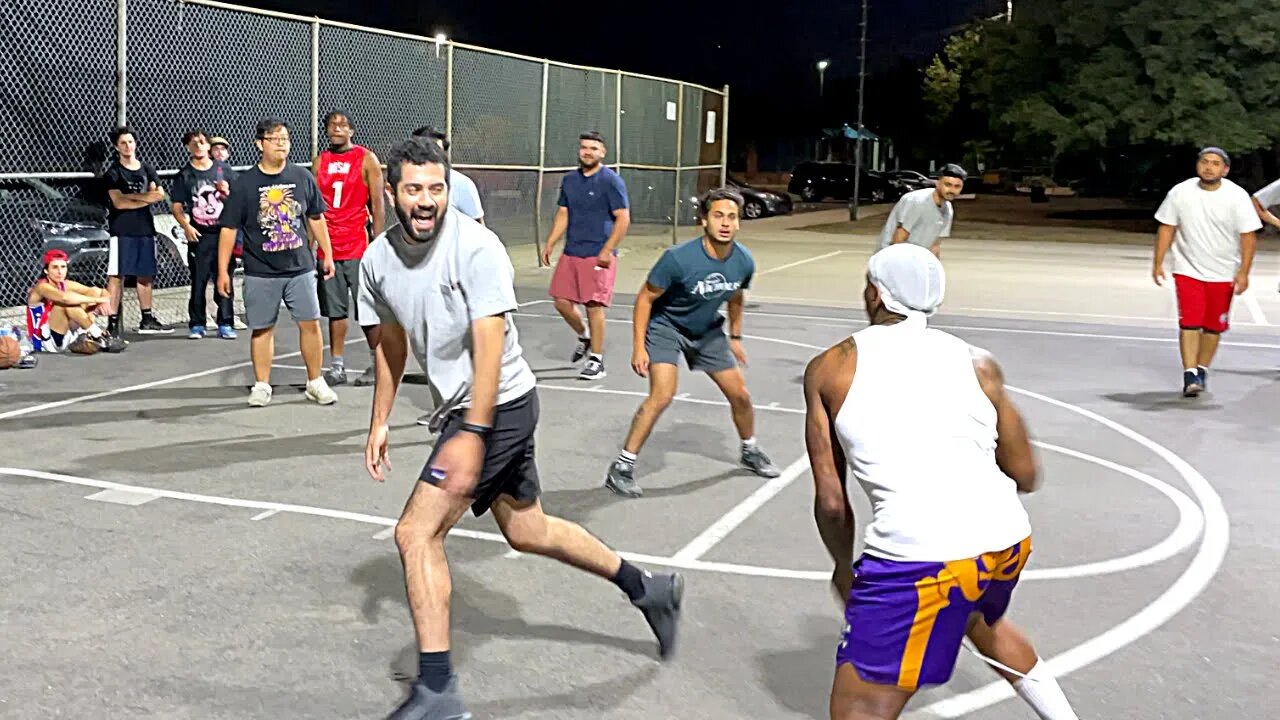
[{"left": 419, "top": 388, "right": 541, "bottom": 517}]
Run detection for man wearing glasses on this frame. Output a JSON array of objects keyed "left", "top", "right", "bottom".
[{"left": 217, "top": 118, "right": 339, "bottom": 408}]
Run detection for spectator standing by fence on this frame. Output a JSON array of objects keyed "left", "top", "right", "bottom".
[
  {"left": 172, "top": 130, "right": 237, "bottom": 340},
  {"left": 104, "top": 126, "right": 173, "bottom": 336}
]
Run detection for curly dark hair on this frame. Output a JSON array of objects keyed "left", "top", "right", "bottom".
[{"left": 386, "top": 136, "right": 452, "bottom": 189}]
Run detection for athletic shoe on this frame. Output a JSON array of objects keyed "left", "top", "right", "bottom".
[
  {"left": 353, "top": 366, "right": 377, "bottom": 387},
  {"left": 138, "top": 315, "right": 173, "bottom": 334},
  {"left": 385, "top": 677, "right": 472, "bottom": 720},
  {"left": 306, "top": 377, "right": 338, "bottom": 405},
  {"left": 96, "top": 333, "right": 128, "bottom": 353},
  {"left": 578, "top": 358, "right": 606, "bottom": 381},
  {"left": 234, "top": 317, "right": 248, "bottom": 330},
  {"left": 1198, "top": 367, "right": 1208, "bottom": 390},
  {"left": 742, "top": 445, "right": 781, "bottom": 478},
  {"left": 248, "top": 382, "right": 273, "bottom": 407},
  {"left": 633, "top": 571, "right": 684, "bottom": 660},
  {"left": 1182, "top": 370, "right": 1203, "bottom": 398},
  {"left": 571, "top": 336, "right": 590, "bottom": 363},
  {"left": 324, "top": 361, "right": 348, "bottom": 386},
  {"left": 188, "top": 326, "right": 205, "bottom": 340},
  {"left": 217, "top": 325, "right": 237, "bottom": 340},
  {"left": 605, "top": 460, "right": 643, "bottom": 498}
]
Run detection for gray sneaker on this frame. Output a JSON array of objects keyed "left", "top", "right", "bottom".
[
  {"left": 385, "top": 677, "right": 471, "bottom": 720},
  {"left": 741, "top": 444, "right": 781, "bottom": 478},
  {"left": 605, "top": 460, "right": 642, "bottom": 498},
  {"left": 323, "top": 361, "right": 347, "bottom": 386},
  {"left": 633, "top": 571, "right": 684, "bottom": 660},
  {"left": 578, "top": 357, "right": 606, "bottom": 381},
  {"left": 352, "top": 366, "right": 377, "bottom": 387}
]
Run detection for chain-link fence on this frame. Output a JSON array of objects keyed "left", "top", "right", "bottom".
[{"left": 0, "top": 0, "right": 728, "bottom": 328}]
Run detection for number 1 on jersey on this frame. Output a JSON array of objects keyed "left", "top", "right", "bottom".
[{"left": 332, "top": 180, "right": 344, "bottom": 210}]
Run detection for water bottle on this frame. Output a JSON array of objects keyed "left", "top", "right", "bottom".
[{"left": 13, "top": 326, "right": 33, "bottom": 358}]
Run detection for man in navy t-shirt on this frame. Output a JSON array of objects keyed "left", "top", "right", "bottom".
[
  {"left": 603, "top": 187, "right": 781, "bottom": 498},
  {"left": 540, "top": 131, "right": 630, "bottom": 381}
]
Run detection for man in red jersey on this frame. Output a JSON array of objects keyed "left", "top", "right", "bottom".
[{"left": 314, "top": 111, "right": 386, "bottom": 386}]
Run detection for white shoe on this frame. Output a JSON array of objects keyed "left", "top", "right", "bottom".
[
  {"left": 248, "top": 382, "right": 273, "bottom": 407},
  {"left": 305, "top": 377, "right": 338, "bottom": 405}
]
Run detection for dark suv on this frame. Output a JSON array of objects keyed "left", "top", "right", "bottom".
[{"left": 788, "top": 161, "right": 897, "bottom": 203}]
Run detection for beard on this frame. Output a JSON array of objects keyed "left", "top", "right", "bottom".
[
  {"left": 579, "top": 157, "right": 600, "bottom": 170},
  {"left": 396, "top": 200, "right": 447, "bottom": 243}
]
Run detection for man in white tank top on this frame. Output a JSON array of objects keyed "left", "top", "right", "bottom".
[{"left": 803, "top": 244, "right": 1079, "bottom": 720}]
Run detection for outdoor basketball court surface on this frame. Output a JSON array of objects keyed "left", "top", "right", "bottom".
[{"left": 3, "top": 212, "right": 1279, "bottom": 719}]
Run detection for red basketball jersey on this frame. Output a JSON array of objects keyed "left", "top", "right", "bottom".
[{"left": 315, "top": 145, "right": 371, "bottom": 261}]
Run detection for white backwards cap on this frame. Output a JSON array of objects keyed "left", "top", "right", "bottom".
[{"left": 867, "top": 243, "right": 946, "bottom": 324}]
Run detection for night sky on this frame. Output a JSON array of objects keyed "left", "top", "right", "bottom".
[{"left": 245, "top": 0, "right": 1003, "bottom": 154}]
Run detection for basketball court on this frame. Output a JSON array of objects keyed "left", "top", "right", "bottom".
[{"left": 2, "top": 211, "right": 1278, "bottom": 719}]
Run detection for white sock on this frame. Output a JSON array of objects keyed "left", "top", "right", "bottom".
[
  {"left": 1013, "top": 659, "right": 1079, "bottom": 720},
  {"left": 87, "top": 325, "right": 104, "bottom": 339},
  {"left": 741, "top": 436, "right": 757, "bottom": 448},
  {"left": 1184, "top": 367, "right": 1199, "bottom": 374},
  {"left": 618, "top": 450, "right": 637, "bottom": 466}
]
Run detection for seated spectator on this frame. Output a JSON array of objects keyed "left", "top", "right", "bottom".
[{"left": 27, "top": 250, "right": 127, "bottom": 354}]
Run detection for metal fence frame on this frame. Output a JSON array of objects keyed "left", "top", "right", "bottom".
[{"left": 126, "top": 0, "right": 726, "bottom": 253}]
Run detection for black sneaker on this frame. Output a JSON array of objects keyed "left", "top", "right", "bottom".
[
  {"left": 1198, "top": 367, "right": 1208, "bottom": 391},
  {"left": 138, "top": 315, "right": 173, "bottom": 334},
  {"left": 605, "top": 460, "right": 643, "bottom": 498},
  {"left": 741, "top": 444, "right": 781, "bottom": 478},
  {"left": 385, "top": 677, "right": 471, "bottom": 720},
  {"left": 1182, "top": 370, "right": 1203, "bottom": 397},
  {"left": 633, "top": 571, "right": 684, "bottom": 660},
  {"left": 579, "top": 357, "right": 606, "bottom": 381},
  {"left": 571, "top": 336, "right": 590, "bottom": 363},
  {"left": 96, "top": 333, "right": 128, "bottom": 353}
]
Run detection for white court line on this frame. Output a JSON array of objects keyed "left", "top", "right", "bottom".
[
  {"left": 1242, "top": 289, "right": 1269, "bottom": 325},
  {"left": 517, "top": 299, "right": 550, "bottom": 308},
  {"left": 583, "top": 303, "right": 1280, "bottom": 350},
  {"left": 272, "top": 364, "right": 309, "bottom": 371},
  {"left": 669, "top": 455, "right": 811, "bottom": 563},
  {"left": 251, "top": 509, "right": 279, "bottom": 521},
  {"left": 536, "top": 383, "right": 802, "bottom": 416},
  {"left": 754, "top": 250, "right": 844, "bottom": 276},
  {"left": 0, "top": 338, "right": 369, "bottom": 422}
]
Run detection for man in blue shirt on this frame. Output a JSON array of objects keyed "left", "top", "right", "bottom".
[
  {"left": 540, "top": 131, "right": 631, "bottom": 380},
  {"left": 604, "top": 188, "right": 781, "bottom": 498}
]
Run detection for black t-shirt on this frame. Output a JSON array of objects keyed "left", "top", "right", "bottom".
[
  {"left": 221, "top": 163, "right": 327, "bottom": 278},
  {"left": 173, "top": 160, "right": 236, "bottom": 236},
  {"left": 105, "top": 161, "right": 161, "bottom": 237}
]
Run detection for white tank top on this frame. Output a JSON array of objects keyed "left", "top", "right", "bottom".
[{"left": 833, "top": 322, "right": 1031, "bottom": 562}]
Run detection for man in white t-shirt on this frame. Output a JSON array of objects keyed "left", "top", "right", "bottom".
[
  {"left": 877, "top": 164, "right": 966, "bottom": 256},
  {"left": 360, "top": 136, "right": 683, "bottom": 719},
  {"left": 1152, "top": 147, "right": 1261, "bottom": 397}
]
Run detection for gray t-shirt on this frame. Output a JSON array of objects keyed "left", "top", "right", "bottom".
[
  {"left": 877, "top": 188, "right": 953, "bottom": 250},
  {"left": 357, "top": 212, "right": 536, "bottom": 408}
]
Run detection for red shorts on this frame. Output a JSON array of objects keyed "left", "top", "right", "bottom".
[
  {"left": 549, "top": 253, "right": 617, "bottom": 306},
  {"left": 1174, "top": 274, "right": 1234, "bottom": 333}
]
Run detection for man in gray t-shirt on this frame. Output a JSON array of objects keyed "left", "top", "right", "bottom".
[
  {"left": 360, "top": 137, "right": 683, "bottom": 719},
  {"left": 877, "top": 164, "right": 967, "bottom": 256}
]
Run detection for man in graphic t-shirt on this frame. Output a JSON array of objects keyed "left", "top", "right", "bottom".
[
  {"left": 1152, "top": 147, "right": 1261, "bottom": 397},
  {"left": 172, "top": 130, "right": 237, "bottom": 340},
  {"left": 603, "top": 188, "right": 780, "bottom": 499},
  {"left": 103, "top": 126, "right": 172, "bottom": 336},
  {"left": 313, "top": 110, "right": 385, "bottom": 387},
  {"left": 218, "top": 118, "right": 339, "bottom": 408}
]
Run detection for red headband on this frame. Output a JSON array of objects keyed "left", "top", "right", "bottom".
[{"left": 42, "top": 249, "right": 69, "bottom": 267}]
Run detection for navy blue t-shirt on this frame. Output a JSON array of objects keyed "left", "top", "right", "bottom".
[
  {"left": 647, "top": 237, "right": 755, "bottom": 336},
  {"left": 558, "top": 166, "right": 629, "bottom": 257}
]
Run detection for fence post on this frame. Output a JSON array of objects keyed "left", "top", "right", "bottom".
[
  {"left": 673, "top": 83, "right": 684, "bottom": 245},
  {"left": 445, "top": 41, "right": 454, "bottom": 140},
  {"left": 116, "top": 0, "right": 128, "bottom": 126},
  {"left": 535, "top": 61, "right": 549, "bottom": 266},
  {"left": 614, "top": 72, "right": 622, "bottom": 168},
  {"left": 310, "top": 19, "right": 320, "bottom": 159},
  {"left": 720, "top": 84, "right": 730, "bottom": 187}
]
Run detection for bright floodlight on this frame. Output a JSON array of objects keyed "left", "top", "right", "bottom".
[
  {"left": 435, "top": 32, "right": 447, "bottom": 44},
  {"left": 817, "top": 60, "right": 830, "bottom": 71}
]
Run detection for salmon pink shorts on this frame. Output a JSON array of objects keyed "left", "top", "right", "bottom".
[{"left": 549, "top": 253, "right": 617, "bottom": 306}]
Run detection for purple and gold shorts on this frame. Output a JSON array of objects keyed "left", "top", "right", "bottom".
[{"left": 835, "top": 536, "right": 1032, "bottom": 690}]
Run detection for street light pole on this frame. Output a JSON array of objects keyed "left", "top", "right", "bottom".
[
  {"left": 817, "top": 59, "right": 829, "bottom": 97},
  {"left": 849, "top": 0, "right": 868, "bottom": 221}
]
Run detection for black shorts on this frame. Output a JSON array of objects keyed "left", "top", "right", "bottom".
[{"left": 420, "top": 389, "right": 541, "bottom": 517}]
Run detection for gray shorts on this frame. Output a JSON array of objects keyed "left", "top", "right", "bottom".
[
  {"left": 317, "top": 259, "right": 361, "bottom": 320},
  {"left": 244, "top": 272, "right": 322, "bottom": 330},
  {"left": 645, "top": 320, "right": 736, "bottom": 373}
]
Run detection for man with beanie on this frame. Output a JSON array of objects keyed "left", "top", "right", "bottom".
[
  {"left": 803, "top": 243, "right": 1080, "bottom": 720},
  {"left": 877, "top": 163, "right": 967, "bottom": 256},
  {"left": 1153, "top": 147, "right": 1260, "bottom": 397}
]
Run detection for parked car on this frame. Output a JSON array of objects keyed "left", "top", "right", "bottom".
[
  {"left": 882, "top": 170, "right": 935, "bottom": 191},
  {"left": 787, "top": 162, "right": 897, "bottom": 203},
  {"left": 0, "top": 176, "right": 188, "bottom": 309},
  {"left": 726, "top": 176, "right": 792, "bottom": 219}
]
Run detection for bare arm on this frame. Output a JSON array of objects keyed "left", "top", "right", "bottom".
[
  {"left": 972, "top": 348, "right": 1040, "bottom": 492},
  {"left": 804, "top": 345, "right": 855, "bottom": 572},
  {"left": 364, "top": 151, "right": 386, "bottom": 238},
  {"left": 107, "top": 189, "right": 151, "bottom": 210},
  {"left": 1239, "top": 231, "right": 1257, "bottom": 277},
  {"left": 727, "top": 289, "right": 745, "bottom": 337},
  {"left": 462, "top": 316, "right": 507, "bottom": 429},
  {"left": 370, "top": 321, "right": 409, "bottom": 428},
  {"left": 601, "top": 208, "right": 631, "bottom": 255},
  {"left": 545, "top": 206, "right": 569, "bottom": 250},
  {"left": 32, "top": 283, "right": 104, "bottom": 308},
  {"left": 890, "top": 225, "right": 911, "bottom": 245},
  {"left": 307, "top": 216, "right": 334, "bottom": 261},
  {"left": 1152, "top": 224, "right": 1175, "bottom": 283},
  {"left": 632, "top": 282, "right": 665, "bottom": 352},
  {"left": 1253, "top": 197, "right": 1280, "bottom": 229}
]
